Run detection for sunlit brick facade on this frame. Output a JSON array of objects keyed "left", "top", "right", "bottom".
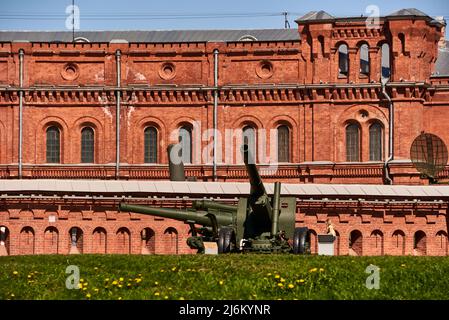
[{"left": 0, "top": 9, "right": 448, "bottom": 256}]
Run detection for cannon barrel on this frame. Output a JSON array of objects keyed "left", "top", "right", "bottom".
[
  {"left": 192, "top": 200, "right": 237, "bottom": 213},
  {"left": 241, "top": 144, "right": 267, "bottom": 198},
  {"left": 119, "top": 203, "right": 233, "bottom": 227}
]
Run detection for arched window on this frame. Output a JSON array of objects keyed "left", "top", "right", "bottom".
[
  {"left": 141, "top": 228, "right": 156, "bottom": 254},
  {"left": 81, "top": 127, "right": 94, "bottom": 163},
  {"left": 69, "top": 227, "right": 83, "bottom": 254},
  {"left": 370, "top": 230, "right": 384, "bottom": 255},
  {"left": 413, "top": 231, "right": 426, "bottom": 256},
  {"left": 277, "top": 125, "right": 290, "bottom": 163},
  {"left": 19, "top": 226, "right": 35, "bottom": 255},
  {"left": 338, "top": 44, "right": 349, "bottom": 77},
  {"left": 163, "top": 227, "right": 178, "bottom": 254},
  {"left": 179, "top": 126, "right": 192, "bottom": 164},
  {"left": 46, "top": 126, "right": 60, "bottom": 163},
  {"left": 346, "top": 123, "right": 360, "bottom": 162},
  {"left": 369, "top": 122, "right": 383, "bottom": 161},
  {"left": 144, "top": 126, "right": 158, "bottom": 163},
  {"left": 243, "top": 126, "right": 256, "bottom": 163},
  {"left": 398, "top": 33, "right": 406, "bottom": 55},
  {"left": 349, "top": 230, "right": 363, "bottom": 256},
  {"left": 381, "top": 43, "right": 391, "bottom": 80},
  {"left": 392, "top": 230, "right": 405, "bottom": 255},
  {"left": 318, "top": 35, "right": 325, "bottom": 57},
  {"left": 44, "top": 227, "right": 59, "bottom": 254},
  {"left": 360, "top": 44, "right": 370, "bottom": 75},
  {"left": 116, "top": 227, "right": 131, "bottom": 254},
  {"left": 92, "top": 227, "right": 107, "bottom": 254}
]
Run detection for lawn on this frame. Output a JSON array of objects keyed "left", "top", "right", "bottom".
[{"left": 1, "top": 254, "right": 449, "bottom": 300}]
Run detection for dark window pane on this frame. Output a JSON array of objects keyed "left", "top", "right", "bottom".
[
  {"left": 81, "top": 127, "right": 94, "bottom": 163},
  {"left": 46, "top": 126, "right": 60, "bottom": 163},
  {"left": 243, "top": 126, "right": 256, "bottom": 164},
  {"left": 338, "top": 44, "right": 348, "bottom": 76},
  {"left": 179, "top": 126, "right": 192, "bottom": 164},
  {"left": 144, "top": 127, "right": 158, "bottom": 163},
  {"left": 381, "top": 43, "right": 390, "bottom": 79},
  {"left": 346, "top": 124, "right": 360, "bottom": 162},
  {"left": 277, "top": 125, "right": 290, "bottom": 162},
  {"left": 360, "top": 44, "right": 370, "bottom": 75},
  {"left": 369, "top": 123, "right": 382, "bottom": 161}
]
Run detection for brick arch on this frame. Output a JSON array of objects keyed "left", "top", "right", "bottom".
[
  {"left": 163, "top": 227, "right": 178, "bottom": 255},
  {"left": 168, "top": 117, "right": 201, "bottom": 164},
  {"left": 436, "top": 231, "right": 448, "bottom": 255},
  {"left": 36, "top": 116, "right": 70, "bottom": 163},
  {"left": 391, "top": 229, "right": 406, "bottom": 256},
  {"left": 19, "top": 226, "right": 35, "bottom": 255},
  {"left": 133, "top": 116, "right": 166, "bottom": 164},
  {"left": 308, "top": 229, "right": 318, "bottom": 254},
  {"left": 73, "top": 116, "right": 104, "bottom": 164},
  {"left": 19, "top": 209, "right": 34, "bottom": 219},
  {"left": 0, "top": 225, "right": 10, "bottom": 256},
  {"left": 141, "top": 227, "right": 156, "bottom": 254},
  {"left": 370, "top": 229, "right": 384, "bottom": 255},
  {"left": 334, "top": 104, "right": 389, "bottom": 162},
  {"left": 116, "top": 227, "right": 131, "bottom": 254},
  {"left": 44, "top": 226, "right": 59, "bottom": 254},
  {"left": 267, "top": 115, "right": 298, "bottom": 163},
  {"left": 68, "top": 226, "right": 84, "bottom": 254},
  {"left": 349, "top": 229, "right": 363, "bottom": 256},
  {"left": 413, "top": 230, "right": 427, "bottom": 256},
  {"left": 92, "top": 227, "right": 107, "bottom": 254}
]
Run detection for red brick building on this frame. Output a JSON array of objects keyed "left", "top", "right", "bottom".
[{"left": 0, "top": 8, "right": 448, "bottom": 256}]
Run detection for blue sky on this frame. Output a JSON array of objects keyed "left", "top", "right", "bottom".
[{"left": 0, "top": 0, "right": 448, "bottom": 36}]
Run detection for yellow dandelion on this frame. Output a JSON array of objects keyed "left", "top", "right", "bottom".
[
  {"left": 171, "top": 267, "right": 177, "bottom": 271},
  {"left": 267, "top": 273, "right": 272, "bottom": 276},
  {"left": 274, "top": 275, "right": 280, "bottom": 279},
  {"left": 309, "top": 268, "right": 318, "bottom": 273},
  {"left": 136, "top": 279, "right": 142, "bottom": 284},
  {"left": 105, "top": 278, "right": 110, "bottom": 282},
  {"left": 154, "top": 281, "right": 159, "bottom": 286},
  {"left": 118, "top": 297, "right": 122, "bottom": 300},
  {"left": 288, "top": 284, "right": 294, "bottom": 289},
  {"left": 296, "top": 279, "right": 305, "bottom": 284},
  {"left": 160, "top": 269, "right": 165, "bottom": 273},
  {"left": 154, "top": 292, "right": 160, "bottom": 296},
  {"left": 118, "top": 284, "right": 123, "bottom": 288},
  {"left": 83, "top": 287, "right": 87, "bottom": 291},
  {"left": 319, "top": 268, "right": 324, "bottom": 272},
  {"left": 27, "top": 275, "right": 32, "bottom": 279},
  {"left": 179, "top": 297, "right": 185, "bottom": 300},
  {"left": 12, "top": 271, "right": 18, "bottom": 275},
  {"left": 112, "top": 280, "right": 118, "bottom": 286},
  {"left": 164, "top": 296, "right": 169, "bottom": 299},
  {"left": 10, "top": 293, "right": 15, "bottom": 297},
  {"left": 219, "top": 280, "right": 224, "bottom": 285},
  {"left": 119, "top": 277, "right": 124, "bottom": 282},
  {"left": 168, "top": 287, "right": 172, "bottom": 290},
  {"left": 86, "top": 293, "right": 91, "bottom": 299},
  {"left": 280, "top": 278, "right": 286, "bottom": 283},
  {"left": 127, "top": 283, "right": 132, "bottom": 287},
  {"left": 84, "top": 282, "right": 88, "bottom": 286},
  {"left": 94, "top": 288, "right": 99, "bottom": 293},
  {"left": 277, "top": 283, "right": 284, "bottom": 287},
  {"left": 138, "top": 274, "right": 142, "bottom": 277},
  {"left": 80, "top": 278, "right": 84, "bottom": 283},
  {"left": 78, "top": 283, "right": 83, "bottom": 289},
  {"left": 401, "top": 264, "right": 406, "bottom": 267}
]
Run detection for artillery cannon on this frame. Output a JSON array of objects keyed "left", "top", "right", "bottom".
[{"left": 119, "top": 144, "right": 310, "bottom": 254}]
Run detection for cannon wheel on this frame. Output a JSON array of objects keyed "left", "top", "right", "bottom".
[
  {"left": 293, "top": 227, "right": 310, "bottom": 254},
  {"left": 218, "top": 227, "right": 236, "bottom": 254}
]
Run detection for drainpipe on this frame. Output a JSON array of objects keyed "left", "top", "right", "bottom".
[
  {"left": 381, "top": 80, "right": 393, "bottom": 185},
  {"left": 213, "top": 49, "right": 219, "bottom": 181},
  {"left": 18, "top": 49, "right": 24, "bottom": 179},
  {"left": 115, "top": 50, "right": 121, "bottom": 179}
]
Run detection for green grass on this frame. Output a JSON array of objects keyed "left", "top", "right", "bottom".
[{"left": 1, "top": 254, "right": 449, "bottom": 300}]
